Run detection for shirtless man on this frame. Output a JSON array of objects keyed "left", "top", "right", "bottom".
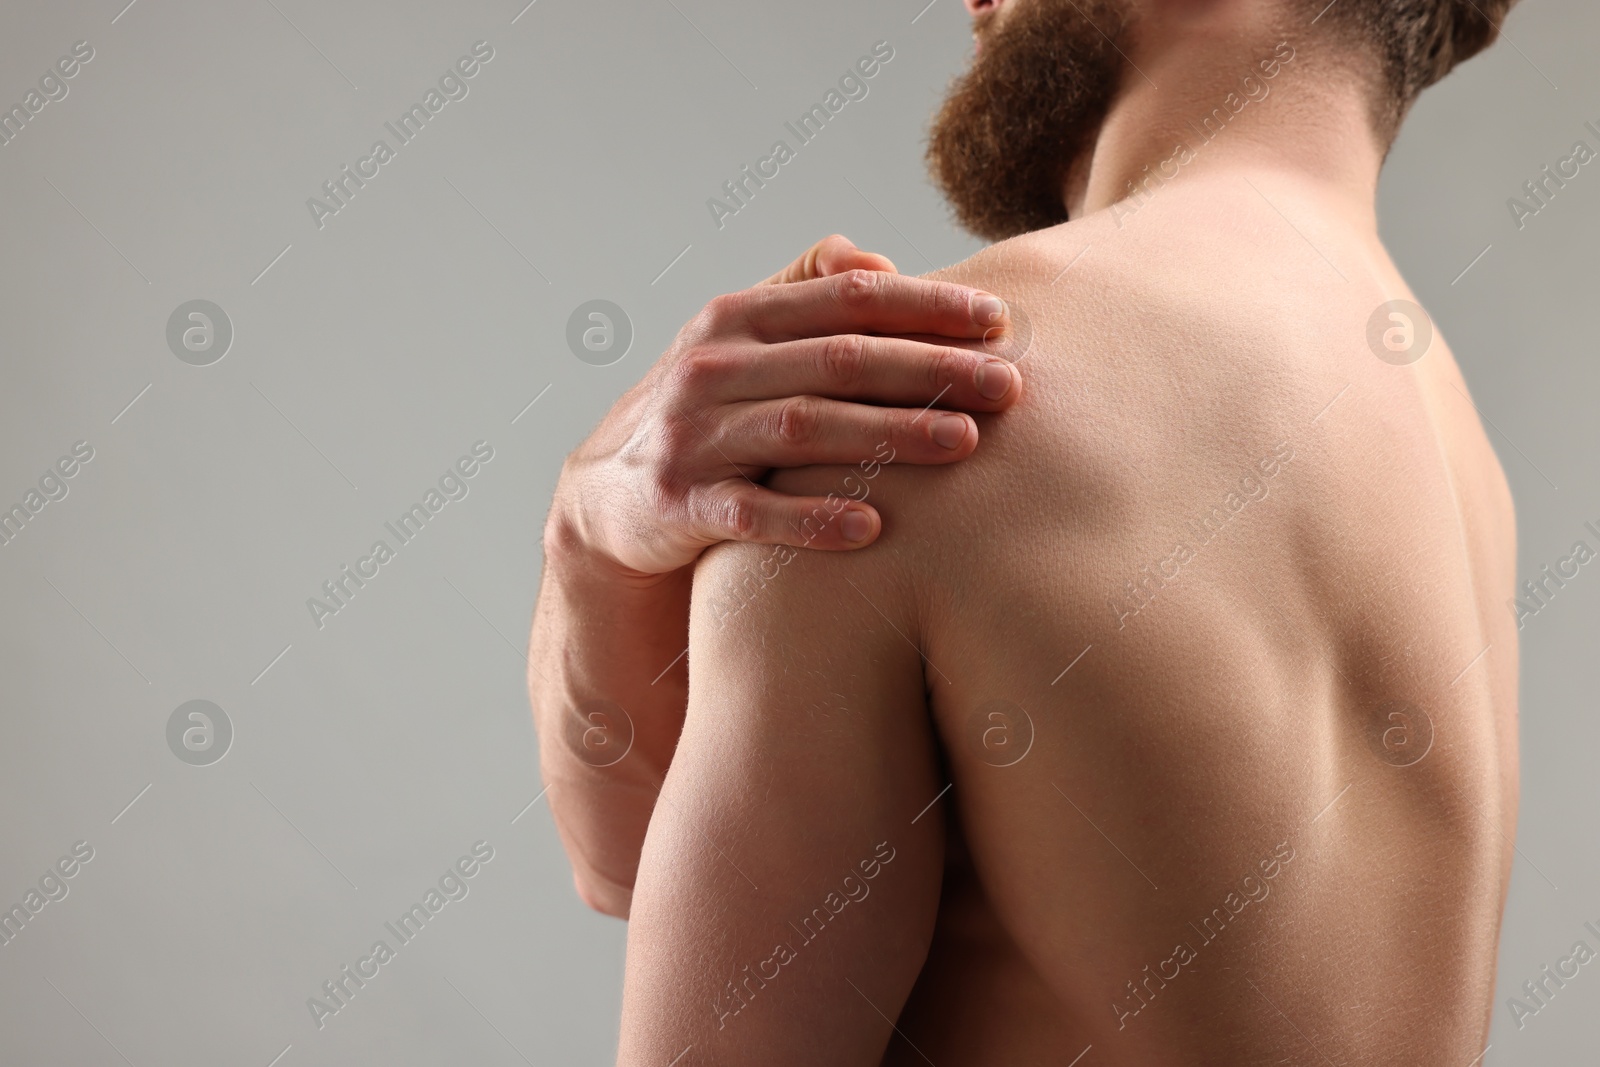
[{"left": 532, "top": 0, "right": 1521, "bottom": 1062}]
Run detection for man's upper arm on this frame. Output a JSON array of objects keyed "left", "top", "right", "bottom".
[{"left": 615, "top": 534, "right": 946, "bottom": 1067}]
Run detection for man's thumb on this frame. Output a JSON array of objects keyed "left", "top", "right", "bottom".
[{"left": 759, "top": 234, "right": 898, "bottom": 286}]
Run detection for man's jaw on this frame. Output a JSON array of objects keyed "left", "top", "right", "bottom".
[
  {"left": 927, "top": 0, "right": 1131, "bottom": 241},
  {"left": 972, "top": 8, "right": 999, "bottom": 54}
]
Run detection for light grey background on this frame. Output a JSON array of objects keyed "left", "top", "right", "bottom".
[{"left": 0, "top": 0, "right": 1591, "bottom": 1064}]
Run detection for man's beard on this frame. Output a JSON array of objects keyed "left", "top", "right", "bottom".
[{"left": 927, "top": 0, "right": 1134, "bottom": 241}]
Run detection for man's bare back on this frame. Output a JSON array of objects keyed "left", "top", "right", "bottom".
[
  {"left": 876, "top": 173, "right": 1519, "bottom": 1063},
  {"left": 614, "top": 169, "right": 1517, "bottom": 1066}
]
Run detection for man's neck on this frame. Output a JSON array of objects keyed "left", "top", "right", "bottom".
[{"left": 1064, "top": 23, "right": 1385, "bottom": 235}]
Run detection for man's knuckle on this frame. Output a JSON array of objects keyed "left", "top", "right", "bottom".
[
  {"left": 720, "top": 493, "right": 760, "bottom": 537},
  {"left": 775, "top": 396, "right": 820, "bottom": 446},
  {"left": 820, "top": 334, "right": 869, "bottom": 387},
  {"left": 882, "top": 410, "right": 916, "bottom": 451},
  {"left": 906, "top": 279, "right": 946, "bottom": 323},
  {"left": 930, "top": 346, "right": 966, "bottom": 389},
  {"left": 673, "top": 348, "right": 726, "bottom": 393},
  {"left": 651, "top": 414, "right": 702, "bottom": 471},
  {"left": 835, "top": 268, "right": 879, "bottom": 307},
  {"left": 644, "top": 468, "right": 684, "bottom": 517},
  {"left": 702, "top": 290, "right": 748, "bottom": 328},
  {"left": 910, "top": 280, "right": 933, "bottom": 315}
]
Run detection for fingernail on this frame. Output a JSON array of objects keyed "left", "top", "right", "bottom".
[
  {"left": 931, "top": 414, "right": 969, "bottom": 450},
  {"left": 975, "top": 360, "right": 1014, "bottom": 400},
  {"left": 841, "top": 509, "right": 873, "bottom": 543},
  {"left": 970, "top": 292, "right": 1007, "bottom": 325}
]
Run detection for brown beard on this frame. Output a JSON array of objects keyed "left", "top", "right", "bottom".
[{"left": 926, "top": 0, "right": 1134, "bottom": 241}]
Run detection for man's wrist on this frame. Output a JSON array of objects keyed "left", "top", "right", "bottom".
[{"left": 542, "top": 489, "right": 690, "bottom": 608}]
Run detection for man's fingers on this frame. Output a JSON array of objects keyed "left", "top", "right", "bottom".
[
  {"left": 814, "top": 238, "right": 896, "bottom": 279},
  {"left": 699, "top": 334, "right": 1021, "bottom": 410},
  {"left": 758, "top": 234, "right": 897, "bottom": 287},
  {"left": 691, "top": 484, "right": 883, "bottom": 551},
  {"left": 735, "top": 269, "right": 1011, "bottom": 342},
  {"left": 715, "top": 396, "right": 978, "bottom": 467}
]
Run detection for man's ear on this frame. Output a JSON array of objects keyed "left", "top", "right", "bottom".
[{"left": 759, "top": 234, "right": 898, "bottom": 286}]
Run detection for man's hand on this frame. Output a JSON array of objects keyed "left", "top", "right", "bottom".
[{"left": 546, "top": 234, "right": 1021, "bottom": 578}]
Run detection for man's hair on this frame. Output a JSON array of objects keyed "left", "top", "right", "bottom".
[{"left": 1311, "top": 0, "right": 1520, "bottom": 140}]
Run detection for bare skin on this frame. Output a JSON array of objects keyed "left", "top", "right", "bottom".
[
  {"left": 615, "top": 8, "right": 1518, "bottom": 1066},
  {"left": 531, "top": 238, "right": 1022, "bottom": 916}
]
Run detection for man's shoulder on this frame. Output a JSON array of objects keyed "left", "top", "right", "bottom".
[
  {"left": 720, "top": 207, "right": 1336, "bottom": 624},
  {"left": 752, "top": 224, "right": 1162, "bottom": 572},
  {"left": 922, "top": 223, "right": 1117, "bottom": 322}
]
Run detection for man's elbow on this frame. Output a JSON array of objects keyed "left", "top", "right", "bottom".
[
  {"left": 574, "top": 868, "right": 633, "bottom": 919},
  {"left": 543, "top": 781, "right": 654, "bottom": 918}
]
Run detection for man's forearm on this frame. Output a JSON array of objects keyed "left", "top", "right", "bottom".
[{"left": 530, "top": 504, "right": 693, "bottom": 916}]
